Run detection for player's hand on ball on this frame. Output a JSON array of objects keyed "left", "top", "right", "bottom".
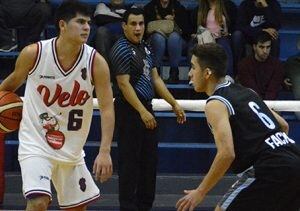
[{"left": 93, "top": 151, "right": 113, "bottom": 183}]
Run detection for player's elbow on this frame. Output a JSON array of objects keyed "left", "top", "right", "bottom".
[
  {"left": 224, "top": 150, "right": 235, "bottom": 162},
  {"left": 280, "top": 120, "right": 289, "bottom": 134},
  {"left": 220, "top": 145, "right": 235, "bottom": 162}
]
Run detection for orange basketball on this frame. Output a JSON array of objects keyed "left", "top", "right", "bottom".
[{"left": 0, "top": 91, "right": 23, "bottom": 133}]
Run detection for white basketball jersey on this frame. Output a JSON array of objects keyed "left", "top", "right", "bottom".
[{"left": 18, "top": 37, "right": 96, "bottom": 164}]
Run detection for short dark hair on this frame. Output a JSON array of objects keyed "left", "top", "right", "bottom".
[
  {"left": 191, "top": 43, "right": 227, "bottom": 78},
  {"left": 123, "top": 7, "right": 144, "bottom": 23},
  {"left": 253, "top": 31, "right": 272, "bottom": 45},
  {"left": 54, "top": 0, "right": 91, "bottom": 32}
]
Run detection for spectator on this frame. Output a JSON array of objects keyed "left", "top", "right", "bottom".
[
  {"left": 93, "top": 0, "right": 133, "bottom": 61},
  {"left": 237, "top": 31, "right": 284, "bottom": 100},
  {"left": 144, "top": 0, "right": 191, "bottom": 83},
  {"left": 232, "top": 0, "right": 282, "bottom": 72},
  {"left": 190, "top": 0, "right": 237, "bottom": 77},
  {"left": 110, "top": 8, "right": 186, "bottom": 210},
  {"left": 0, "top": 0, "right": 51, "bottom": 52}
]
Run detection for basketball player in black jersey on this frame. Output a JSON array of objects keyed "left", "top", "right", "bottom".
[{"left": 176, "top": 43, "right": 300, "bottom": 211}]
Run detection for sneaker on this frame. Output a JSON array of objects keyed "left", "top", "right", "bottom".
[{"left": 0, "top": 43, "right": 18, "bottom": 52}]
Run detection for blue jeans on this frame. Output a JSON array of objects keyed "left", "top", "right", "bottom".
[
  {"left": 150, "top": 32, "right": 186, "bottom": 68},
  {"left": 216, "top": 36, "right": 234, "bottom": 77},
  {"left": 95, "top": 22, "right": 122, "bottom": 61},
  {"left": 187, "top": 37, "right": 233, "bottom": 76}
]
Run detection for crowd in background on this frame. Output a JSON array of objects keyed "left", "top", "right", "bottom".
[{"left": 0, "top": 0, "right": 299, "bottom": 104}]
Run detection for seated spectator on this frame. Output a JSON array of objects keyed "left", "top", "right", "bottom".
[
  {"left": 190, "top": 0, "right": 237, "bottom": 77},
  {"left": 0, "top": 0, "right": 51, "bottom": 52},
  {"left": 233, "top": 0, "right": 281, "bottom": 73},
  {"left": 237, "top": 32, "right": 284, "bottom": 100},
  {"left": 93, "top": 0, "right": 132, "bottom": 62},
  {"left": 144, "top": 0, "right": 191, "bottom": 83},
  {"left": 284, "top": 39, "right": 300, "bottom": 119}
]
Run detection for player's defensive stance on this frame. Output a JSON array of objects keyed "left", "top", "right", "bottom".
[{"left": 176, "top": 43, "right": 300, "bottom": 211}]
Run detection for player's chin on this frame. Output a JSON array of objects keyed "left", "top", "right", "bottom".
[{"left": 80, "top": 35, "right": 89, "bottom": 43}]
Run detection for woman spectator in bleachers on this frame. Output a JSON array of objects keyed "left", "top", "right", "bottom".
[
  {"left": 144, "top": 0, "right": 191, "bottom": 84},
  {"left": 232, "top": 0, "right": 282, "bottom": 74},
  {"left": 190, "top": 0, "right": 237, "bottom": 77}
]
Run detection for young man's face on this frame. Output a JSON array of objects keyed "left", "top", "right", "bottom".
[
  {"left": 253, "top": 40, "right": 271, "bottom": 62},
  {"left": 189, "top": 55, "right": 209, "bottom": 92},
  {"left": 123, "top": 14, "right": 144, "bottom": 44},
  {"left": 60, "top": 13, "right": 91, "bottom": 44}
]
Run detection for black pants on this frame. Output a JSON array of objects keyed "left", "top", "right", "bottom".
[
  {"left": 115, "top": 99, "right": 158, "bottom": 211},
  {"left": 0, "top": 2, "right": 51, "bottom": 48}
]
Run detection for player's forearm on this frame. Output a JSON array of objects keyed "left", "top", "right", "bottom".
[
  {"left": 197, "top": 151, "right": 234, "bottom": 196},
  {"left": 119, "top": 83, "right": 148, "bottom": 114},
  {"left": 99, "top": 106, "right": 115, "bottom": 153},
  {"left": 0, "top": 72, "right": 24, "bottom": 92}
]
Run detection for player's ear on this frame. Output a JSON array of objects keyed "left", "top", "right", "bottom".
[
  {"left": 206, "top": 68, "right": 212, "bottom": 76},
  {"left": 59, "top": 20, "right": 67, "bottom": 32},
  {"left": 122, "top": 22, "right": 126, "bottom": 30}
]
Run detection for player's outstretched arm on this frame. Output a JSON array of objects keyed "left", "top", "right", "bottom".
[
  {"left": 0, "top": 44, "right": 38, "bottom": 92},
  {"left": 151, "top": 68, "right": 186, "bottom": 124},
  {"left": 176, "top": 100, "right": 235, "bottom": 211},
  {"left": 92, "top": 52, "right": 114, "bottom": 183}
]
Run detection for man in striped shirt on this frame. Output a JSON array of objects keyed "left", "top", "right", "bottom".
[{"left": 110, "top": 7, "right": 186, "bottom": 211}]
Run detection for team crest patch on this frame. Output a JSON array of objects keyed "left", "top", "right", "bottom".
[
  {"left": 81, "top": 68, "right": 87, "bottom": 80},
  {"left": 79, "top": 177, "right": 86, "bottom": 192},
  {"left": 39, "top": 112, "right": 65, "bottom": 150}
]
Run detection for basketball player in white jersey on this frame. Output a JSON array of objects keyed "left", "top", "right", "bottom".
[{"left": 0, "top": 1, "right": 115, "bottom": 210}]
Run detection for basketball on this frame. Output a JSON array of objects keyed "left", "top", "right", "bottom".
[{"left": 0, "top": 91, "right": 23, "bottom": 133}]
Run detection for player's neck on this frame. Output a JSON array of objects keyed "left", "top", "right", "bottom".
[
  {"left": 206, "top": 77, "right": 226, "bottom": 96},
  {"left": 56, "top": 36, "right": 82, "bottom": 58}
]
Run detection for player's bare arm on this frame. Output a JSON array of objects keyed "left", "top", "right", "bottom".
[
  {"left": 151, "top": 68, "right": 186, "bottom": 124},
  {"left": 270, "top": 109, "right": 289, "bottom": 134},
  {"left": 0, "top": 44, "right": 38, "bottom": 92},
  {"left": 92, "top": 52, "right": 114, "bottom": 183},
  {"left": 176, "top": 100, "right": 235, "bottom": 211},
  {"left": 116, "top": 74, "right": 157, "bottom": 129}
]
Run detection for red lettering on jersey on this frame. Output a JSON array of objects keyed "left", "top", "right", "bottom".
[{"left": 37, "top": 81, "right": 90, "bottom": 107}]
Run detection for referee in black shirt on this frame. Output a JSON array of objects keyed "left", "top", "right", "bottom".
[{"left": 109, "top": 7, "right": 186, "bottom": 211}]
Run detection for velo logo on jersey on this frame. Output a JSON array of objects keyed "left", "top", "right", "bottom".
[{"left": 37, "top": 80, "right": 91, "bottom": 107}]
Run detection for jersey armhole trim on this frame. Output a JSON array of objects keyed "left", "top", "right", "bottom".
[
  {"left": 28, "top": 42, "right": 42, "bottom": 75},
  {"left": 89, "top": 49, "right": 96, "bottom": 84},
  {"left": 207, "top": 95, "right": 235, "bottom": 116}
]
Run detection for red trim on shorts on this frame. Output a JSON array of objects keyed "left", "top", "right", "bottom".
[
  {"left": 59, "top": 193, "right": 100, "bottom": 210},
  {"left": 25, "top": 189, "right": 52, "bottom": 200}
]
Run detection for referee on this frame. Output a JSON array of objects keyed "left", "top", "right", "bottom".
[{"left": 110, "top": 7, "right": 186, "bottom": 211}]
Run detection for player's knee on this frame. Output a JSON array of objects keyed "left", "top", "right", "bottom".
[{"left": 26, "top": 195, "right": 50, "bottom": 211}]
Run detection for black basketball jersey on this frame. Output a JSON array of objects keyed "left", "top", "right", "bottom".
[{"left": 207, "top": 81, "right": 298, "bottom": 174}]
